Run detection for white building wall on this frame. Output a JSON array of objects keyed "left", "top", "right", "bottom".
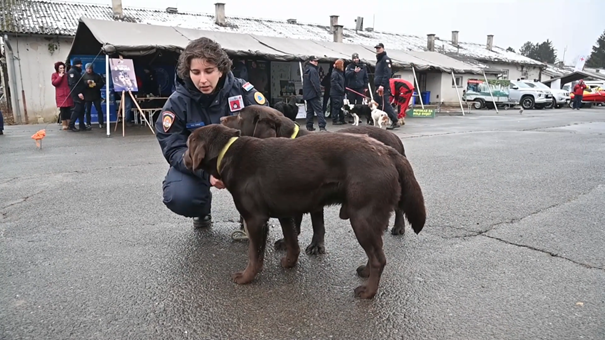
[
  {"left": 5, "top": 35, "right": 74, "bottom": 123},
  {"left": 484, "top": 62, "right": 542, "bottom": 81}
]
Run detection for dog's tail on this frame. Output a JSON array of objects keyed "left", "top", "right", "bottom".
[{"left": 392, "top": 153, "right": 426, "bottom": 234}]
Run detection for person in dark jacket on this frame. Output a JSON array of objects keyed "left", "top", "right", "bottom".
[
  {"left": 373, "top": 43, "right": 399, "bottom": 130},
  {"left": 82, "top": 63, "right": 105, "bottom": 128},
  {"left": 231, "top": 59, "right": 249, "bottom": 81},
  {"left": 67, "top": 58, "right": 90, "bottom": 132},
  {"left": 344, "top": 53, "right": 369, "bottom": 105},
  {"left": 155, "top": 37, "right": 269, "bottom": 229},
  {"left": 302, "top": 56, "right": 327, "bottom": 131},
  {"left": 330, "top": 59, "right": 346, "bottom": 125},
  {"left": 321, "top": 64, "right": 333, "bottom": 115}
]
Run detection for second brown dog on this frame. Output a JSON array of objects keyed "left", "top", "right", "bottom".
[{"left": 221, "top": 106, "right": 409, "bottom": 255}]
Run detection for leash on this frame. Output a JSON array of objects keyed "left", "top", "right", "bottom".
[{"left": 346, "top": 87, "right": 369, "bottom": 99}]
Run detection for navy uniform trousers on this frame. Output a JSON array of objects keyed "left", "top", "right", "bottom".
[{"left": 162, "top": 167, "right": 212, "bottom": 218}]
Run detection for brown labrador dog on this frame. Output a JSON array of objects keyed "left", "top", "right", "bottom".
[
  {"left": 183, "top": 124, "right": 425, "bottom": 299},
  {"left": 221, "top": 106, "right": 409, "bottom": 254}
]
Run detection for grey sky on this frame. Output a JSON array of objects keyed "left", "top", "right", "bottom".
[{"left": 63, "top": 0, "right": 604, "bottom": 65}]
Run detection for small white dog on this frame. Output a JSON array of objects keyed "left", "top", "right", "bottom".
[
  {"left": 369, "top": 100, "right": 391, "bottom": 128},
  {"left": 342, "top": 98, "right": 360, "bottom": 126}
]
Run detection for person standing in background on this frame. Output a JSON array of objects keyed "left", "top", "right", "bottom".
[
  {"left": 572, "top": 79, "right": 587, "bottom": 110},
  {"left": 82, "top": 63, "right": 105, "bottom": 128},
  {"left": 344, "top": 53, "right": 369, "bottom": 105},
  {"left": 330, "top": 59, "right": 346, "bottom": 125},
  {"left": 67, "top": 58, "right": 90, "bottom": 132},
  {"left": 373, "top": 43, "right": 399, "bottom": 130},
  {"left": 51, "top": 61, "right": 74, "bottom": 130},
  {"left": 302, "top": 56, "right": 327, "bottom": 131}
]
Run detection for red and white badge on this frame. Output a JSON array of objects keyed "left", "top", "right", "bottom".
[{"left": 228, "top": 95, "right": 245, "bottom": 112}]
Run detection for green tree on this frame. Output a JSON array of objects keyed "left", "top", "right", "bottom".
[
  {"left": 519, "top": 40, "right": 557, "bottom": 63},
  {"left": 585, "top": 30, "right": 605, "bottom": 68},
  {"left": 506, "top": 47, "right": 515, "bottom": 53}
]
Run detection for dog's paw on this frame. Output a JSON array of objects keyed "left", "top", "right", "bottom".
[
  {"left": 354, "top": 285, "right": 377, "bottom": 299},
  {"left": 231, "top": 271, "right": 254, "bottom": 285},
  {"left": 356, "top": 264, "right": 370, "bottom": 278},
  {"left": 280, "top": 256, "right": 298, "bottom": 269},
  {"left": 305, "top": 242, "right": 326, "bottom": 255},
  {"left": 274, "top": 238, "right": 287, "bottom": 251},
  {"left": 390, "top": 225, "right": 405, "bottom": 235}
]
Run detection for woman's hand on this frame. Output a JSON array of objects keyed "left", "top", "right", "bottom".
[{"left": 210, "top": 175, "right": 225, "bottom": 189}]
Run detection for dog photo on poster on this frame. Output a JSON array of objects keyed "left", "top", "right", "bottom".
[{"left": 109, "top": 58, "right": 138, "bottom": 92}]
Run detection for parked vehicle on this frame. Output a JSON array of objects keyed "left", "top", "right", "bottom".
[
  {"left": 509, "top": 80, "right": 552, "bottom": 109},
  {"left": 463, "top": 79, "right": 518, "bottom": 109},
  {"left": 563, "top": 81, "right": 605, "bottom": 107},
  {"left": 519, "top": 80, "right": 570, "bottom": 109}
]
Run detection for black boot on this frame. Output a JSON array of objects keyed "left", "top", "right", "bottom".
[
  {"left": 193, "top": 214, "right": 212, "bottom": 229},
  {"left": 386, "top": 122, "right": 400, "bottom": 130}
]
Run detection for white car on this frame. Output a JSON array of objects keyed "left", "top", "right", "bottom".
[
  {"left": 520, "top": 80, "right": 570, "bottom": 109},
  {"left": 509, "top": 80, "right": 552, "bottom": 109}
]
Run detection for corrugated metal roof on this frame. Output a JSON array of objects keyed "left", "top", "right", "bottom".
[{"left": 0, "top": 0, "right": 544, "bottom": 66}]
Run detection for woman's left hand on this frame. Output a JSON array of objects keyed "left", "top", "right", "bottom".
[{"left": 210, "top": 175, "right": 225, "bottom": 189}]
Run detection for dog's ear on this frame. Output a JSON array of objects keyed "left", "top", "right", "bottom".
[
  {"left": 187, "top": 137, "right": 206, "bottom": 172},
  {"left": 255, "top": 110, "right": 283, "bottom": 138}
]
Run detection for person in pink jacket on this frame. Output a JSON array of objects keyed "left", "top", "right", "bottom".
[{"left": 51, "top": 61, "right": 74, "bottom": 130}]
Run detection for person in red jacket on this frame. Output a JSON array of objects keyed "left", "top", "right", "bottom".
[
  {"left": 572, "top": 79, "right": 587, "bottom": 110},
  {"left": 389, "top": 78, "right": 415, "bottom": 125},
  {"left": 51, "top": 61, "right": 74, "bottom": 130}
]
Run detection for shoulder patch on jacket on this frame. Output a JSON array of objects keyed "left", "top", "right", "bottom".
[
  {"left": 162, "top": 111, "right": 175, "bottom": 132},
  {"left": 386, "top": 59, "right": 392, "bottom": 68},
  {"left": 242, "top": 82, "right": 254, "bottom": 92},
  {"left": 253, "top": 91, "right": 266, "bottom": 105}
]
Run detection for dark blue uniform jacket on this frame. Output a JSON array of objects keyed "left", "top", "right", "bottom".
[
  {"left": 374, "top": 52, "right": 393, "bottom": 89},
  {"left": 155, "top": 72, "right": 268, "bottom": 177},
  {"left": 67, "top": 66, "right": 86, "bottom": 102},
  {"left": 302, "top": 64, "right": 322, "bottom": 101}
]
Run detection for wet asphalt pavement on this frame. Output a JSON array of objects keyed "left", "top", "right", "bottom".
[{"left": 1, "top": 107, "right": 604, "bottom": 340}]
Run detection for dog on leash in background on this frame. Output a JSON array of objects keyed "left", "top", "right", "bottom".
[
  {"left": 272, "top": 95, "right": 298, "bottom": 121},
  {"left": 369, "top": 100, "right": 391, "bottom": 128},
  {"left": 342, "top": 98, "right": 373, "bottom": 125},
  {"left": 342, "top": 99, "right": 360, "bottom": 126}
]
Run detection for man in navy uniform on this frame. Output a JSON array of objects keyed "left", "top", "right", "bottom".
[
  {"left": 156, "top": 37, "right": 268, "bottom": 229},
  {"left": 373, "top": 43, "right": 400, "bottom": 130}
]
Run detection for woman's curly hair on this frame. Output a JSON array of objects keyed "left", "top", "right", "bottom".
[
  {"left": 177, "top": 37, "right": 232, "bottom": 79},
  {"left": 54, "top": 61, "right": 66, "bottom": 73}
]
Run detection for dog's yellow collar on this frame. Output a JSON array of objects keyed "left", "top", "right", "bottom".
[
  {"left": 216, "top": 137, "right": 238, "bottom": 174},
  {"left": 290, "top": 123, "right": 300, "bottom": 139}
]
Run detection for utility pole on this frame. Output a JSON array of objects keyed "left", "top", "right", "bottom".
[{"left": 562, "top": 46, "right": 567, "bottom": 65}]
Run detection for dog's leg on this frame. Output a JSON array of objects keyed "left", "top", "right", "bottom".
[
  {"left": 391, "top": 209, "right": 405, "bottom": 235},
  {"left": 277, "top": 217, "right": 300, "bottom": 268},
  {"left": 306, "top": 209, "right": 326, "bottom": 255},
  {"left": 274, "top": 214, "right": 303, "bottom": 251},
  {"left": 232, "top": 216, "right": 269, "bottom": 285},
  {"left": 350, "top": 212, "right": 388, "bottom": 299}
]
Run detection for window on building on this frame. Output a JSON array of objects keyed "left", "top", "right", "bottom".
[{"left": 452, "top": 76, "right": 463, "bottom": 88}]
